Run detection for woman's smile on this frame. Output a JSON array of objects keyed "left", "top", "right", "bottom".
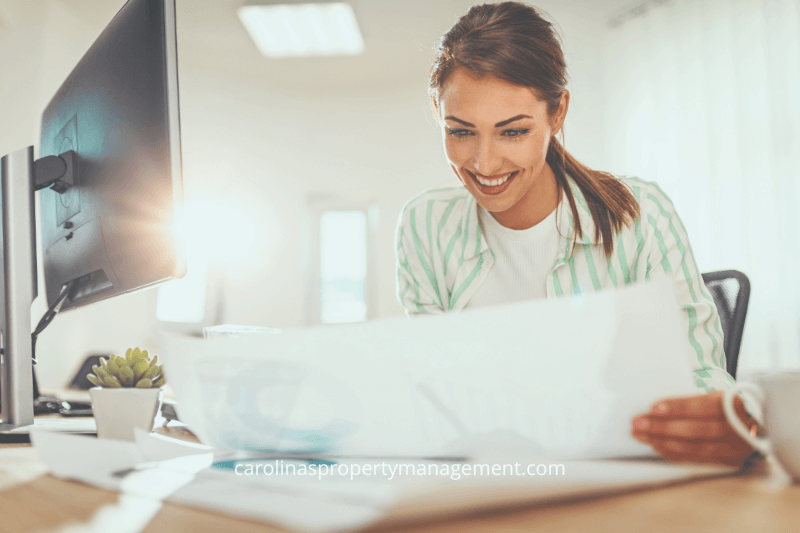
[{"left": 466, "top": 169, "right": 520, "bottom": 195}]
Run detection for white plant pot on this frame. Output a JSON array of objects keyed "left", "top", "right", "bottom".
[{"left": 89, "top": 387, "right": 163, "bottom": 441}]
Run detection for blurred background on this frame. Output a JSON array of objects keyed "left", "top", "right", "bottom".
[{"left": 0, "top": 0, "right": 797, "bottom": 387}]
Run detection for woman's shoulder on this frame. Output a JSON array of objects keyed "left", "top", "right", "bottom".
[
  {"left": 616, "top": 176, "right": 681, "bottom": 217},
  {"left": 397, "top": 185, "right": 472, "bottom": 228}
]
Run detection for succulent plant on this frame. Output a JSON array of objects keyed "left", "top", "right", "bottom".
[{"left": 87, "top": 347, "right": 165, "bottom": 388}]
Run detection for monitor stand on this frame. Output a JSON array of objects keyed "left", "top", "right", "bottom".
[
  {"left": 0, "top": 368, "right": 96, "bottom": 443},
  {"left": 0, "top": 146, "right": 76, "bottom": 432}
]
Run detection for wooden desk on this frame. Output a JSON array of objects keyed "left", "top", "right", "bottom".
[{"left": 0, "top": 438, "right": 798, "bottom": 533}]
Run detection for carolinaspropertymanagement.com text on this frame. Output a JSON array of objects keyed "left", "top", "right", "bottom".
[{"left": 233, "top": 461, "right": 566, "bottom": 481}]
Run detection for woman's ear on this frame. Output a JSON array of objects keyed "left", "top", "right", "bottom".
[{"left": 551, "top": 90, "right": 570, "bottom": 136}]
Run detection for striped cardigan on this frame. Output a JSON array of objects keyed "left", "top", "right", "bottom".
[{"left": 394, "top": 176, "right": 734, "bottom": 393}]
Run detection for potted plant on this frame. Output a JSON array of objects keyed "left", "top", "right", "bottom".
[{"left": 87, "top": 347, "right": 165, "bottom": 441}]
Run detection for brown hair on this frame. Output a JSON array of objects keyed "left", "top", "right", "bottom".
[{"left": 429, "top": 2, "right": 639, "bottom": 258}]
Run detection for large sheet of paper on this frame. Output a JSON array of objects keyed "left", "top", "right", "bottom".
[
  {"left": 166, "top": 456, "right": 735, "bottom": 533},
  {"left": 28, "top": 430, "right": 736, "bottom": 533},
  {"left": 160, "top": 277, "right": 699, "bottom": 459}
]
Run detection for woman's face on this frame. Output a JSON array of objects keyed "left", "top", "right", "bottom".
[{"left": 439, "top": 68, "right": 568, "bottom": 228}]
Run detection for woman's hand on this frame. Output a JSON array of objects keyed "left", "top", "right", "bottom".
[{"left": 631, "top": 391, "right": 757, "bottom": 466}]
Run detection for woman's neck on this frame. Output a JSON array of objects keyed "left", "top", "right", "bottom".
[{"left": 490, "top": 163, "right": 560, "bottom": 230}]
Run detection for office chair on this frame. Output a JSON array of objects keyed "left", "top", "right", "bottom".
[{"left": 701, "top": 270, "right": 750, "bottom": 379}]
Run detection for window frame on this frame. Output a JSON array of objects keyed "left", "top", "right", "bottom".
[{"left": 304, "top": 193, "right": 378, "bottom": 326}]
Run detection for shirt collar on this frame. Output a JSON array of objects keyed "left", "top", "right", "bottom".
[
  {"left": 463, "top": 175, "right": 601, "bottom": 261},
  {"left": 556, "top": 176, "right": 602, "bottom": 248},
  {"left": 462, "top": 195, "right": 488, "bottom": 261}
]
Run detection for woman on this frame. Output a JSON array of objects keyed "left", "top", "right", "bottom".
[{"left": 395, "top": 1, "right": 757, "bottom": 465}]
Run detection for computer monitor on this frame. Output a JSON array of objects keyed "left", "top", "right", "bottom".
[
  {"left": 0, "top": 0, "right": 184, "bottom": 430},
  {"left": 40, "top": 0, "right": 185, "bottom": 310}
]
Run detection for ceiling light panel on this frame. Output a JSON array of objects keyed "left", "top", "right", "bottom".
[{"left": 238, "top": 2, "right": 365, "bottom": 58}]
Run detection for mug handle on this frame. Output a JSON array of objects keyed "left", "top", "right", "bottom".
[{"left": 722, "top": 383, "right": 771, "bottom": 455}]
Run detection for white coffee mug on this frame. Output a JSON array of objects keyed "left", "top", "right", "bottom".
[{"left": 723, "top": 372, "right": 800, "bottom": 480}]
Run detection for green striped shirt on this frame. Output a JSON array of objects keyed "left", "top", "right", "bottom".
[{"left": 394, "top": 176, "right": 734, "bottom": 393}]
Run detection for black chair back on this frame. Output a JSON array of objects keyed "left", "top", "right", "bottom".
[{"left": 701, "top": 270, "right": 750, "bottom": 379}]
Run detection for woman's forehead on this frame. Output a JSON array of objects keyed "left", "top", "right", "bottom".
[{"left": 440, "top": 69, "right": 546, "bottom": 121}]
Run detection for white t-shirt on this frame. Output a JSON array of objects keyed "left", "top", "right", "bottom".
[{"left": 464, "top": 205, "right": 561, "bottom": 308}]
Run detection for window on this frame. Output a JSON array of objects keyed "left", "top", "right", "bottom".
[
  {"left": 320, "top": 211, "right": 367, "bottom": 323},
  {"left": 306, "top": 196, "right": 378, "bottom": 325}
]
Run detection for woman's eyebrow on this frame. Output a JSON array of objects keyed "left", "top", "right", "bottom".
[
  {"left": 444, "top": 114, "right": 533, "bottom": 128},
  {"left": 495, "top": 114, "right": 532, "bottom": 127},
  {"left": 444, "top": 116, "right": 475, "bottom": 127}
]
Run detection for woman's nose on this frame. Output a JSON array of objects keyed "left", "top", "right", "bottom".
[{"left": 473, "top": 139, "right": 502, "bottom": 176}]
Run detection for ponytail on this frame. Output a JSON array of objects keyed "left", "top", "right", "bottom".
[{"left": 547, "top": 137, "right": 640, "bottom": 258}]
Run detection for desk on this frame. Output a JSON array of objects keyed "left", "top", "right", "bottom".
[{"left": 0, "top": 436, "right": 798, "bottom": 533}]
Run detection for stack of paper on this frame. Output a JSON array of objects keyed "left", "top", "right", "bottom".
[
  {"left": 31, "top": 431, "right": 737, "bottom": 533},
  {"left": 160, "top": 277, "right": 699, "bottom": 458}
]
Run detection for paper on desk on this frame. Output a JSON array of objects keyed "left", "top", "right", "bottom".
[
  {"left": 134, "top": 428, "right": 212, "bottom": 461},
  {"left": 160, "top": 277, "right": 699, "bottom": 459},
  {"left": 166, "top": 455, "right": 737, "bottom": 533},
  {"left": 30, "top": 429, "right": 213, "bottom": 497},
  {"left": 28, "top": 430, "right": 212, "bottom": 533},
  {"left": 29, "top": 428, "right": 736, "bottom": 533},
  {"left": 168, "top": 464, "right": 399, "bottom": 533},
  {"left": 30, "top": 430, "right": 400, "bottom": 533},
  {"left": 379, "top": 458, "right": 738, "bottom": 528}
]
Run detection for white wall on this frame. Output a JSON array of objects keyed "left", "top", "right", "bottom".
[
  {"left": 0, "top": 0, "right": 609, "bottom": 389},
  {"left": 0, "top": 2, "right": 44, "bottom": 154}
]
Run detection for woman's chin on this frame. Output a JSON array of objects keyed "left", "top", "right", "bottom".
[{"left": 474, "top": 195, "right": 515, "bottom": 215}]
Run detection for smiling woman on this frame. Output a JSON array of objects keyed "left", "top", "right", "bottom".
[
  {"left": 440, "top": 71, "right": 563, "bottom": 230},
  {"left": 394, "top": 1, "right": 759, "bottom": 466}
]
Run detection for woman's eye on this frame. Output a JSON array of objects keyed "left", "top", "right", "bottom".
[
  {"left": 446, "top": 128, "right": 473, "bottom": 138},
  {"left": 502, "top": 128, "right": 530, "bottom": 138}
]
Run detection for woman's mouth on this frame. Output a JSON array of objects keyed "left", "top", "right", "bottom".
[{"left": 467, "top": 170, "right": 518, "bottom": 195}]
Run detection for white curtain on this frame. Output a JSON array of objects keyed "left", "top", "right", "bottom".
[{"left": 602, "top": 0, "right": 800, "bottom": 376}]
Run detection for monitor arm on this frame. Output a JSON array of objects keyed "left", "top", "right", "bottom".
[{"left": 33, "top": 150, "right": 75, "bottom": 193}]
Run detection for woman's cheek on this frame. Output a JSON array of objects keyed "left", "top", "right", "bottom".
[
  {"left": 512, "top": 136, "right": 546, "bottom": 170},
  {"left": 538, "top": 134, "right": 552, "bottom": 159},
  {"left": 445, "top": 143, "right": 470, "bottom": 173},
  {"left": 443, "top": 139, "right": 462, "bottom": 163}
]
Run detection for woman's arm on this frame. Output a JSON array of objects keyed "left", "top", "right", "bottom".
[
  {"left": 631, "top": 180, "right": 754, "bottom": 464},
  {"left": 638, "top": 181, "right": 732, "bottom": 390},
  {"left": 395, "top": 204, "right": 447, "bottom": 316}
]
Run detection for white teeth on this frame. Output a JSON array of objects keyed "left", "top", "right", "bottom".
[{"left": 475, "top": 172, "right": 514, "bottom": 187}]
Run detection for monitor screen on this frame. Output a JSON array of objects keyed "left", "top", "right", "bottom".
[{"left": 38, "top": 0, "right": 185, "bottom": 311}]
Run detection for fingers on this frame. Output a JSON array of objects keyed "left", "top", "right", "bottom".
[
  {"left": 630, "top": 392, "right": 757, "bottom": 466},
  {"left": 637, "top": 435, "right": 753, "bottom": 466},
  {"left": 632, "top": 417, "right": 732, "bottom": 441},
  {"left": 632, "top": 392, "right": 754, "bottom": 445},
  {"left": 646, "top": 391, "right": 748, "bottom": 421}
]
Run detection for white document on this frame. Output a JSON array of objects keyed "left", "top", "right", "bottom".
[
  {"left": 380, "top": 458, "right": 736, "bottom": 527},
  {"left": 168, "top": 464, "right": 398, "bottom": 533},
  {"left": 166, "top": 456, "right": 735, "bottom": 533},
  {"left": 29, "top": 430, "right": 215, "bottom": 533},
  {"left": 30, "top": 429, "right": 396, "bottom": 533},
  {"left": 160, "top": 277, "right": 699, "bottom": 459},
  {"left": 29, "top": 429, "right": 737, "bottom": 533},
  {"left": 30, "top": 429, "right": 213, "bottom": 497}
]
